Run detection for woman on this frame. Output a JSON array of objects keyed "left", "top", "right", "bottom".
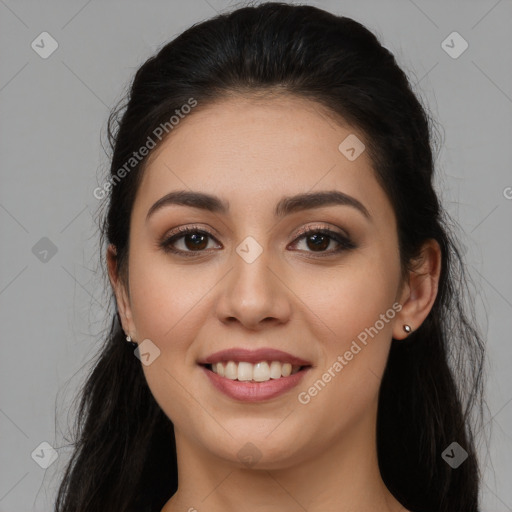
[{"left": 55, "top": 3, "right": 486, "bottom": 511}]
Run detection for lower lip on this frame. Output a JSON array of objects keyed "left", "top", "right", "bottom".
[{"left": 201, "top": 365, "right": 310, "bottom": 402}]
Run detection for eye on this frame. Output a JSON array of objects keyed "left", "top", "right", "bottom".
[
  {"left": 159, "top": 226, "right": 221, "bottom": 256},
  {"left": 159, "top": 224, "right": 356, "bottom": 257},
  {"left": 288, "top": 226, "right": 356, "bottom": 256}
]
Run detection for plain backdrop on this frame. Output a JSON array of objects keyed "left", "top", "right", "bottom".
[{"left": 0, "top": 0, "right": 511, "bottom": 510}]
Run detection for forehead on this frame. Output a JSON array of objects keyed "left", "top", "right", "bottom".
[{"left": 134, "top": 95, "right": 393, "bottom": 224}]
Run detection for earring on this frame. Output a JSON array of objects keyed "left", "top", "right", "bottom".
[
  {"left": 125, "top": 334, "right": 137, "bottom": 348},
  {"left": 403, "top": 324, "right": 412, "bottom": 334}
]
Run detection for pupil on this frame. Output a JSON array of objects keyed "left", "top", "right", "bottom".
[
  {"left": 308, "top": 234, "right": 328, "bottom": 251},
  {"left": 183, "top": 233, "right": 330, "bottom": 252},
  {"left": 185, "top": 233, "right": 207, "bottom": 251}
]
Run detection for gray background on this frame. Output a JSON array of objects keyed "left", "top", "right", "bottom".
[{"left": 0, "top": 0, "right": 511, "bottom": 510}]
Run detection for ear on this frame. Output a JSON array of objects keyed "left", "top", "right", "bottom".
[
  {"left": 107, "top": 244, "right": 137, "bottom": 340},
  {"left": 393, "top": 239, "right": 442, "bottom": 340}
]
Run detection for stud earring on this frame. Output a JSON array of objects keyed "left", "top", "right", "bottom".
[
  {"left": 403, "top": 324, "right": 412, "bottom": 334},
  {"left": 125, "top": 334, "right": 137, "bottom": 348}
]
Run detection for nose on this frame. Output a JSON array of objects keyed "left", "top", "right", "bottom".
[{"left": 214, "top": 245, "right": 292, "bottom": 331}]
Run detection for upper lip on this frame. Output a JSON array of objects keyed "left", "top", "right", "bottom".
[{"left": 198, "top": 348, "right": 312, "bottom": 366}]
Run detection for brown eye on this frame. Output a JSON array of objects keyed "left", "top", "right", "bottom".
[
  {"left": 159, "top": 225, "right": 355, "bottom": 258},
  {"left": 182, "top": 232, "right": 208, "bottom": 251},
  {"left": 304, "top": 233, "right": 331, "bottom": 252},
  {"left": 159, "top": 227, "right": 221, "bottom": 256},
  {"left": 290, "top": 227, "right": 356, "bottom": 256}
]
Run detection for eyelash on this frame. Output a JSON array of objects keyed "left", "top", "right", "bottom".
[{"left": 158, "top": 224, "right": 356, "bottom": 258}]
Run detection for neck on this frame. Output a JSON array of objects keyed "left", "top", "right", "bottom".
[{"left": 161, "top": 403, "right": 405, "bottom": 512}]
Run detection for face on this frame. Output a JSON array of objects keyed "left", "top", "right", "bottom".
[{"left": 113, "top": 94, "right": 408, "bottom": 469}]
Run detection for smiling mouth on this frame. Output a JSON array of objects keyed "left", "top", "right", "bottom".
[{"left": 201, "top": 361, "right": 311, "bottom": 382}]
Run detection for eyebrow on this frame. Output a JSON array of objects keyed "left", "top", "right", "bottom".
[{"left": 146, "top": 189, "right": 371, "bottom": 221}]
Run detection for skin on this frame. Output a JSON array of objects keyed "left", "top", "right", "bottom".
[{"left": 108, "top": 94, "right": 441, "bottom": 512}]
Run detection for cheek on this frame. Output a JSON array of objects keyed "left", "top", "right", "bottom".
[
  {"left": 292, "top": 247, "right": 400, "bottom": 410},
  {"left": 127, "top": 250, "right": 212, "bottom": 348},
  {"left": 126, "top": 253, "right": 215, "bottom": 422},
  {"left": 290, "top": 251, "right": 400, "bottom": 346}
]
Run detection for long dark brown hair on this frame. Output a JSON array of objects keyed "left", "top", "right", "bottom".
[{"left": 55, "top": 3, "right": 487, "bottom": 511}]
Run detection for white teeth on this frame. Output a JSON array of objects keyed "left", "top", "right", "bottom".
[
  {"left": 269, "top": 361, "right": 282, "bottom": 379},
  {"left": 281, "top": 363, "right": 292, "bottom": 377},
  {"left": 237, "top": 362, "right": 253, "bottom": 381},
  {"left": 253, "top": 362, "right": 270, "bottom": 382},
  {"left": 214, "top": 362, "right": 225, "bottom": 377},
  {"left": 209, "top": 361, "right": 302, "bottom": 381},
  {"left": 225, "top": 361, "right": 237, "bottom": 380}
]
